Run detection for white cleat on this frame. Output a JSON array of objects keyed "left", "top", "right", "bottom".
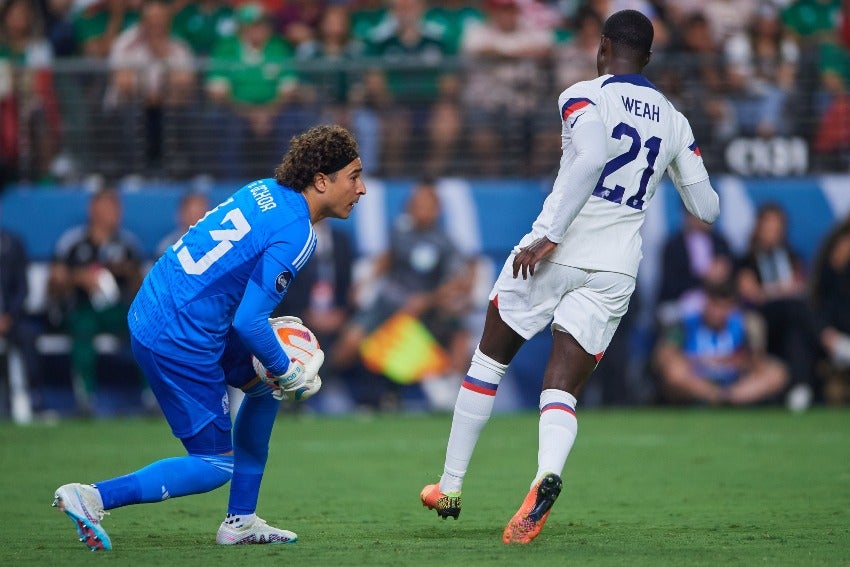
[
  {"left": 216, "top": 517, "right": 298, "bottom": 545},
  {"left": 52, "top": 483, "right": 111, "bottom": 551}
]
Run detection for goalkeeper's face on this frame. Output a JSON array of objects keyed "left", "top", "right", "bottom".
[{"left": 320, "top": 158, "right": 366, "bottom": 219}]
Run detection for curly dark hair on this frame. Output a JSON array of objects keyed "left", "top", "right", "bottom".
[{"left": 274, "top": 125, "right": 359, "bottom": 192}]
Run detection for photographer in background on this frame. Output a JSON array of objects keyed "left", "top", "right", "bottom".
[{"left": 47, "top": 187, "right": 143, "bottom": 414}]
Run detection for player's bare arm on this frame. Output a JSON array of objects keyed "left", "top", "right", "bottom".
[{"left": 512, "top": 237, "right": 558, "bottom": 280}]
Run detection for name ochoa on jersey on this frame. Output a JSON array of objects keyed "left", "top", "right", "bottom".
[{"left": 248, "top": 181, "right": 278, "bottom": 212}]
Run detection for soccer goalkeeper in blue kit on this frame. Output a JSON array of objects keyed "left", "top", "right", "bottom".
[{"left": 52, "top": 125, "right": 366, "bottom": 550}]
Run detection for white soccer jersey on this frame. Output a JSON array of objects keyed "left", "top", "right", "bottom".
[{"left": 527, "top": 73, "right": 709, "bottom": 277}]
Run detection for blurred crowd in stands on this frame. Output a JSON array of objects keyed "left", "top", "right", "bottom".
[
  {"left": 2, "top": 0, "right": 850, "bottom": 421},
  {"left": 0, "top": 0, "right": 850, "bottom": 184}
]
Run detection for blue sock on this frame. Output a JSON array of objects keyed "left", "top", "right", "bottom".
[
  {"left": 228, "top": 382, "right": 278, "bottom": 515},
  {"left": 95, "top": 454, "right": 233, "bottom": 510}
]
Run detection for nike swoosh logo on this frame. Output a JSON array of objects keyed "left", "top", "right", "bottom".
[{"left": 570, "top": 113, "right": 585, "bottom": 127}]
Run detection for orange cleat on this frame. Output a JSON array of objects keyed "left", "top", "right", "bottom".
[
  {"left": 502, "top": 473, "right": 562, "bottom": 544},
  {"left": 420, "top": 483, "right": 461, "bottom": 519}
]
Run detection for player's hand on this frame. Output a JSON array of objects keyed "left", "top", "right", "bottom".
[
  {"left": 275, "top": 372, "right": 322, "bottom": 402},
  {"left": 512, "top": 237, "right": 558, "bottom": 280},
  {"left": 256, "top": 315, "right": 323, "bottom": 401},
  {"left": 266, "top": 349, "right": 325, "bottom": 402}
]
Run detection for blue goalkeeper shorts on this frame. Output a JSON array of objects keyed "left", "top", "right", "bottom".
[{"left": 130, "top": 329, "right": 255, "bottom": 441}]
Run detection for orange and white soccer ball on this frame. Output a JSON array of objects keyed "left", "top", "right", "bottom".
[
  {"left": 268, "top": 316, "right": 320, "bottom": 366},
  {"left": 252, "top": 315, "right": 322, "bottom": 381},
  {"left": 252, "top": 316, "right": 324, "bottom": 401}
]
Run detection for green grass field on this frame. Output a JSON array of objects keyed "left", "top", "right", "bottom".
[{"left": 2, "top": 409, "right": 849, "bottom": 566}]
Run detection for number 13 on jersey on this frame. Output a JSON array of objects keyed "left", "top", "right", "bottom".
[{"left": 173, "top": 197, "right": 253, "bottom": 275}]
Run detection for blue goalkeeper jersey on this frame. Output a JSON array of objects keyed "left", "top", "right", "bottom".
[{"left": 129, "top": 178, "right": 316, "bottom": 376}]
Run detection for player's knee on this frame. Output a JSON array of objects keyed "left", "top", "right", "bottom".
[
  {"left": 197, "top": 454, "right": 234, "bottom": 485},
  {"left": 181, "top": 419, "right": 233, "bottom": 455}
]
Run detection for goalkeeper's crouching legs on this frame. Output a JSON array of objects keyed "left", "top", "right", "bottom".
[
  {"left": 91, "top": 426, "right": 234, "bottom": 511},
  {"left": 228, "top": 381, "right": 279, "bottom": 516}
]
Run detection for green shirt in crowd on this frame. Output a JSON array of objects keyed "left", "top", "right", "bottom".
[
  {"left": 172, "top": 3, "right": 236, "bottom": 56},
  {"left": 207, "top": 36, "right": 297, "bottom": 105},
  {"left": 365, "top": 24, "right": 448, "bottom": 103},
  {"left": 72, "top": 8, "right": 138, "bottom": 53},
  {"left": 424, "top": 6, "right": 483, "bottom": 54},
  {"left": 782, "top": 0, "right": 840, "bottom": 41},
  {"left": 820, "top": 41, "right": 850, "bottom": 87}
]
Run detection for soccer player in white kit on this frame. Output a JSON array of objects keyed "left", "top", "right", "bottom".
[{"left": 421, "top": 10, "right": 720, "bottom": 544}]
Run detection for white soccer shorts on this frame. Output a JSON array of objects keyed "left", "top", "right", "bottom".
[{"left": 488, "top": 257, "right": 636, "bottom": 357}]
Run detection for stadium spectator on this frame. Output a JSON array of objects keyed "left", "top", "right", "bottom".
[
  {"left": 547, "top": 8, "right": 605, "bottom": 174},
  {"left": 815, "top": 34, "right": 850, "bottom": 100},
  {"left": 349, "top": 0, "right": 389, "bottom": 42},
  {"left": 812, "top": 38, "right": 850, "bottom": 168},
  {"left": 782, "top": 0, "right": 841, "bottom": 49},
  {"left": 346, "top": 68, "right": 391, "bottom": 175},
  {"left": 0, "top": 224, "right": 44, "bottom": 422},
  {"left": 332, "top": 179, "right": 474, "bottom": 409},
  {"left": 420, "top": 10, "right": 721, "bottom": 544},
  {"left": 656, "top": 210, "right": 736, "bottom": 326},
  {"left": 0, "top": 0, "right": 61, "bottom": 184},
  {"left": 654, "top": 279, "right": 788, "bottom": 405},
  {"left": 659, "top": 0, "right": 708, "bottom": 29},
  {"left": 295, "top": 5, "right": 363, "bottom": 125},
  {"left": 206, "top": 2, "right": 315, "bottom": 179},
  {"left": 52, "top": 125, "right": 365, "bottom": 551},
  {"left": 553, "top": 8, "right": 604, "bottom": 91},
  {"left": 723, "top": 4, "right": 800, "bottom": 138},
  {"left": 736, "top": 202, "right": 818, "bottom": 406},
  {"left": 103, "top": 0, "right": 196, "bottom": 177},
  {"left": 460, "top": 0, "right": 554, "bottom": 176},
  {"left": 272, "top": 0, "right": 326, "bottom": 48},
  {"left": 37, "top": 0, "right": 81, "bottom": 177},
  {"left": 155, "top": 191, "right": 211, "bottom": 258},
  {"left": 782, "top": 0, "right": 841, "bottom": 146},
  {"left": 170, "top": 0, "right": 236, "bottom": 57},
  {"left": 363, "top": 0, "right": 460, "bottom": 177},
  {"left": 47, "top": 187, "right": 143, "bottom": 414},
  {"left": 71, "top": 0, "right": 141, "bottom": 58},
  {"left": 661, "top": 11, "right": 734, "bottom": 169},
  {"left": 43, "top": 0, "right": 140, "bottom": 178},
  {"left": 42, "top": 0, "right": 78, "bottom": 57},
  {"left": 809, "top": 213, "right": 850, "bottom": 404},
  {"left": 702, "top": 0, "right": 759, "bottom": 45},
  {"left": 295, "top": 4, "right": 389, "bottom": 173},
  {"left": 424, "top": 0, "right": 484, "bottom": 54}
]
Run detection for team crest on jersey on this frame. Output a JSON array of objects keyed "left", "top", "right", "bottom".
[{"left": 275, "top": 271, "right": 292, "bottom": 294}]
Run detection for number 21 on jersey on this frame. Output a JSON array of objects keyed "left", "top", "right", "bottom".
[{"left": 592, "top": 121, "right": 662, "bottom": 211}]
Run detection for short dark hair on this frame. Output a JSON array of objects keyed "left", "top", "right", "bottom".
[
  {"left": 274, "top": 125, "right": 359, "bottom": 192},
  {"left": 602, "top": 9, "right": 654, "bottom": 55}
]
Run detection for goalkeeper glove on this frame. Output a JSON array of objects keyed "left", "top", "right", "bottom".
[
  {"left": 277, "top": 349, "right": 323, "bottom": 402},
  {"left": 254, "top": 348, "right": 324, "bottom": 402}
]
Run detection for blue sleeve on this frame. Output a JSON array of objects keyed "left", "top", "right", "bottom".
[{"left": 232, "top": 240, "right": 312, "bottom": 376}]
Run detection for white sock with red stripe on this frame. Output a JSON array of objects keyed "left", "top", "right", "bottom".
[
  {"left": 534, "top": 389, "right": 578, "bottom": 486},
  {"left": 439, "top": 346, "right": 507, "bottom": 494}
]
